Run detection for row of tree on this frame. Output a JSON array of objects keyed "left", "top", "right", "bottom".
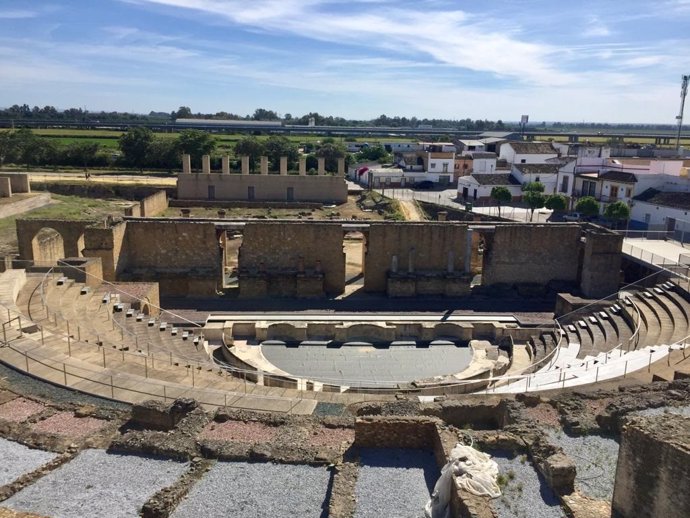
[
  {"left": 490, "top": 183, "right": 631, "bottom": 225},
  {"left": 0, "top": 127, "right": 351, "bottom": 172}
]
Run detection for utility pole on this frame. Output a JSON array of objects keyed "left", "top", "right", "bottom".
[{"left": 677, "top": 75, "right": 689, "bottom": 153}]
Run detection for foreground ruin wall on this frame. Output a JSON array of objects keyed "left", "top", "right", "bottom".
[
  {"left": 16, "top": 219, "right": 94, "bottom": 263},
  {"left": 482, "top": 224, "right": 582, "bottom": 287},
  {"left": 580, "top": 228, "right": 624, "bottom": 298},
  {"left": 364, "top": 223, "right": 469, "bottom": 294},
  {"left": 177, "top": 173, "right": 347, "bottom": 204},
  {"left": 612, "top": 414, "right": 690, "bottom": 518},
  {"left": 239, "top": 222, "right": 345, "bottom": 297},
  {"left": 119, "top": 220, "right": 220, "bottom": 297}
]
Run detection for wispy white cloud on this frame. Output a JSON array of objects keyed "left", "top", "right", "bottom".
[
  {"left": 583, "top": 15, "right": 611, "bottom": 37},
  {"left": 0, "top": 9, "right": 39, "bottom": 19}
]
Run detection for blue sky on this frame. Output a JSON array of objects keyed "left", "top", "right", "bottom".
[{"left": 1, "top": 0, "right": 689, "bottom": 123}]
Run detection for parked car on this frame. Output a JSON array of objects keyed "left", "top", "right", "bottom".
[
  {"left": 563, "top": 212, "right": 584, "bottom": 222},
  {"left": 413, "top": 180, "right": 434, "bottom": 190}
]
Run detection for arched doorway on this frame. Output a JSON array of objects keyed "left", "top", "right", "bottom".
[{"left": 31, "top": 228, "right": 65, "bottom": 265}]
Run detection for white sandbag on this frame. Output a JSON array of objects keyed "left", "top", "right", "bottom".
[{"left": 425, "top": 444, "right": 501, "bottom": 518}]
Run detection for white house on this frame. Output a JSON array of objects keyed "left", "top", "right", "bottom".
[
  {"left": 467, "top": 152, "right": 497, "bottom": 173},
  {"left": 631, "top": 189, "right": 690, "bottom": 234},
  {"left": 499, "top": 142, "right": 559, "bottom": 165},
  {"left": 511, "top": 163, "right": 561, "bottom": 194},
  {"left": 457, "top": 173, "right": 522, "bottom": 202},
  {"left": 457, "top": 140, "right": 486, "bottom": 154}
]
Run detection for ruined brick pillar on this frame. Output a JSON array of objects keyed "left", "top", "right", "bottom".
[
  {"left": 241, "top": 156, "right": 250, "bottom": 175},
  {"left": 202, "top": 155, "right": 211, "bottom": 174},
  {"left": 317, "top": 157, "right": 326, "bottom": 175},
  {"left": 612, "top": 415, "right": 690, "bottom": 518},
  {"left": 299, "top": 157, "right": 307, "bottom": 175},
  {"left": 280, "top": 156, "right": 288, "bottom": 175},
  {"left": 260, "top": 156, "right": 269, "bottom": 175},
  {"left": 182, "top": 154, "right": 191, "bottom": 174},
  {"left": 337, "top": 157, "right": 345, "bottom": 176},
  {"left": 221, "top": 155, "right": 230, "bottom": 174}
]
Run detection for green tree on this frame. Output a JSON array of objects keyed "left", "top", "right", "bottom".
[
  {"left": 544, "top": 194, "right": 567, "bottom": 212},
  {"left": 490, "top": 186, "right": 512, "bottom": 218},
  {"left": 14, "top": 129, "right": 55, "bottom": 169},
  {"left": 264, "top": 135, "right": 298, "bottom": 170},
  {"left": 356, "top": 143, "right": 390, "bottom": 163},
  {"left": 604, "top": 201, "right": 630, "bottom": 228},
  {"left": 522, "top": 181, "right": 546, "bottom": 222},
  {"left": 576, "top": 196, "right": 600, "bottom": 218},
  {"left": 252, "top": 108, "right": 279, "bottom": 120},
  {"left": 174, "top": 106, "right": 192, "bottom": 119},
  {"left": 316, "top": 142, "right": 346, "bottom": 172},
  {"left": 234, "top": 136, "right": 265, "bottom": 172},
  {"left": 0, "top": 130, "right": 17, "bottom": 168},
  {"left": 119, "top": 127, "right": 154, "bottom": 172},
  {"left": 176, "top": 129, "right": 216, "bottom": 167},
  {"left": 148, "top": 138, "right": 180, "bottom": 171},
  {"left": 65, "top": 141, "right": 100, "bottom": 170}
]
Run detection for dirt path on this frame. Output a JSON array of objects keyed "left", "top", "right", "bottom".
[
  {"left": 398, "top": 200, "right": 425, "bottom": 221},
  {"left": 29, "top": 172, "right": 176, "bottom": 187}
]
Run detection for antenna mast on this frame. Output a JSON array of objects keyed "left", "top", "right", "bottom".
[{"left": 677, "top": 74, "right": 689, "bottom": 153}]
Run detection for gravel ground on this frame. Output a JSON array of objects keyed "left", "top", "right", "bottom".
[
  {"left": 354, "top": 448, "right": 438, "bottom": 518},
  {"left": 0, "top": 363, "right": 129, "bottom": 411},
  {"left": 0, "top": 397, "right": 46, "bottom": 423},
  {"left": 31, "top": 412, "right": 107, "bottom": 439},
  {"left": 0, "top": 437, "right": 58, "bottom": 487},
  {"left": 546, "top": 430, "right": 619, "bottom": 501},
  {"left": 633, "top": 405, "right": 690, "bottom": 418},
  {"left": 4, "top": 449, "right": 187, "bottom": 518},
  {"left": 491, "top": 451, "right": 565, "bottom": 518},
  {"left": 171, "top": 462, "right": 332, "bottom": 518}
]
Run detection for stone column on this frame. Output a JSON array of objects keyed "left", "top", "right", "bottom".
[
  {"left": 337, "top": 157, "right": 345, "bottom": 176},
  {"left": 280, "top": 156, "right": 288, "bottom": 175},
  {"left": 182, "top": 154, "right": 191, "bottom": 174},
  {"left": 317, "top": 157, "right": 326, "bottom": 175},
  {"left": 202, "top": 155, "right": 211, "bottom": 174},
  {"left": 241, "top": 156, "right": 250, "bottom": 175},
  {"left": 408, "top": 247, "right": 415, "bottom": 273},
  {"left": 260, "top": 156, "right": 269, "bottom": 175},
  {"left": 299, "top": 157, "right": 307, "bottom": 175},
  {"left": 391, "top": 255, "right": 399, "bottom": 273},
  {"left": 222, "top": 155, "right": 230, "bottom": 174}
]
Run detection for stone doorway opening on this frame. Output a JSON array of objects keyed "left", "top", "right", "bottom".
[{"left": 343, "top": 230, "right": 365, "bottom": 296}]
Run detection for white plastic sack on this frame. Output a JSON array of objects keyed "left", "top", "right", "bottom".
[{"left": 425, "top": 444, "right": 501, "bottom": 518}]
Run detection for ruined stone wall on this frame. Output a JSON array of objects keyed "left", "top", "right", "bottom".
[
  {"left": 121, "top": 220, "right": 220, "bottom": 297},
  {"left": 140, "top": 190, "right": 168, "bottom": 217},
  {"left": 82, "top": 221, "right": 128, "bottom": 280},
  {"left": 580, "top": 229, "right": 623, "bottom": 298},
  {"left": 612, "top": 415, "right": 690, "bottom": 518},
  {"left": 239, "top": 222, "right": 345, "bottom": 296},
  {"left": 177, "top": 173, "right": 347, "bottom": 203},
  {"left": 16, "top": 219, "right": 93, "bottom": 263},
  {"left": 482, "top": 224, "right": 582, "bottom": 286},
  {"left": 364, "top": 223, "right": 468, "bottom": 292},
  {"left": 0, "top": 173, "right": 30, "bottom": 193},
  {"left": 0, "top": 177, "right": 10, "bottom": 197}
]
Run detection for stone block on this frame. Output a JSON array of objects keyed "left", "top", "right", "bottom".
[{"left": 182, "top": 154, "right": 191, "bottom": 173}]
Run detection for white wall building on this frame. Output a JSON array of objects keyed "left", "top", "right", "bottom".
[{"left": 499, "top": 142, "right": 559, "bottom": 165}]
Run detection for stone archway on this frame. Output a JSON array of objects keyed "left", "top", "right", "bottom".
[{"left": 31, "top": 227, "right": 65, "bottom": 265}]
